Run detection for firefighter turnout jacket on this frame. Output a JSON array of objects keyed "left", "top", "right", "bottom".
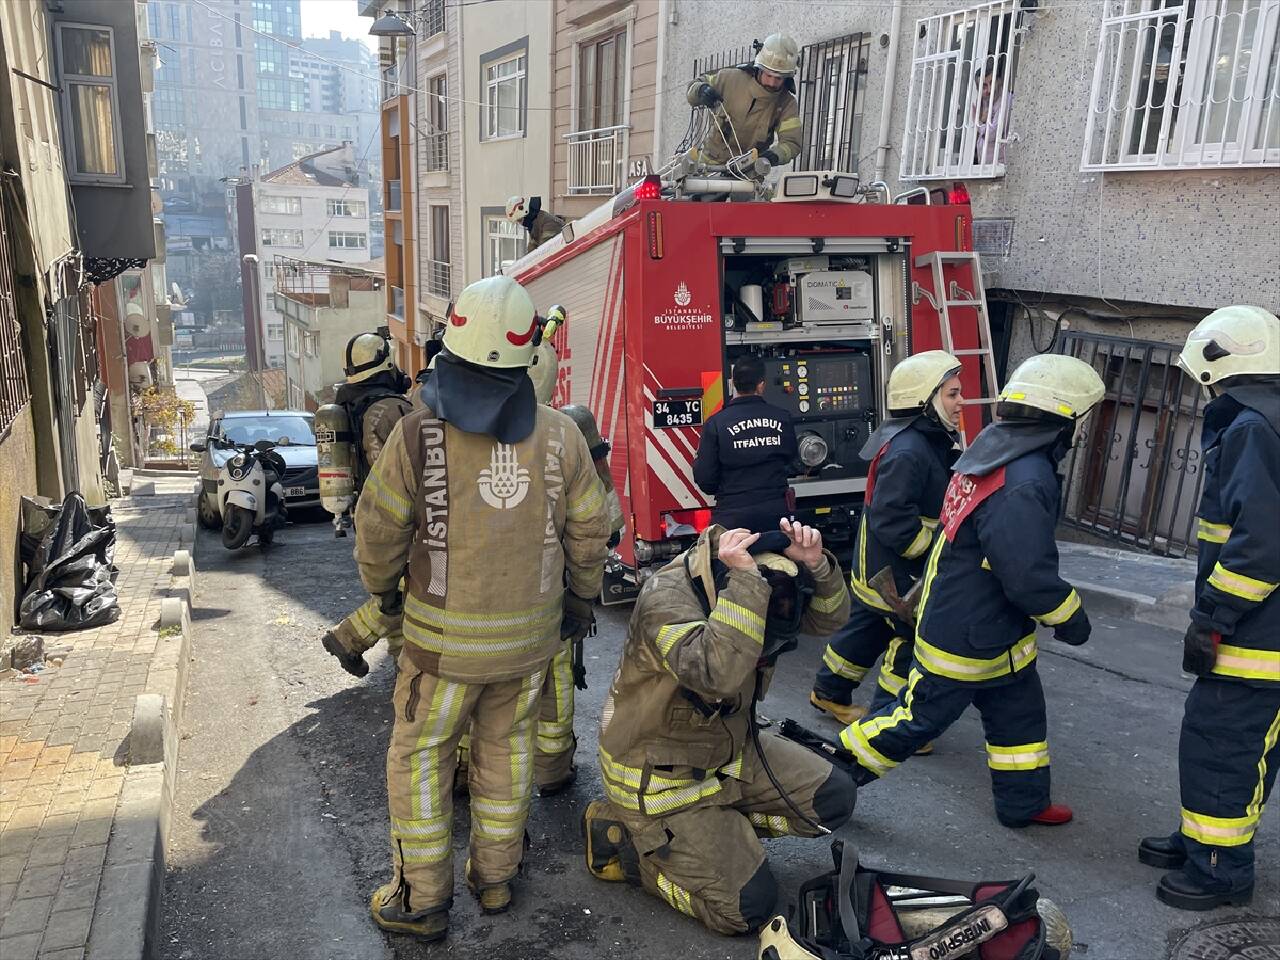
[
  {"left": 686, "top": 67, "right": 802, "bottom": 166},
  {"left": 851, "top": 418, "right": 958, "bottom": 612},
  {"left": 693, "top": 394, "right": 798, "bottom": 533},
  {"left": 914, "top": 446, "right": 1082, "bottom": 686},
  {"left": 524, "top": 208, "right": 565, "bottom": 250},
  {"left": 597, "top": 526, "right": 849, "bottom": 817},
  {"left": 363, "top": 395, "right": 412, "bottom": 468},
  {"left": 1190, "top": 394, "right": 1280, "bottom": 686},
  {"left": 353, "top": 403, "right": 610, "bottom": 683}
]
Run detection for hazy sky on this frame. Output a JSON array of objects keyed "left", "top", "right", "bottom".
[{"left": 300, "top": 0, "right": 376, "bottom": 49}]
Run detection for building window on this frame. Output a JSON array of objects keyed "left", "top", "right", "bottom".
[
  {"left": 482, "top": 45, "right": 527, "bottom": 140},
  {"left": 267, "top": 323, "right": 284, "bottom": 340},
  {"left": 326, "top": 198, "right": 367, "bottom": 218},
  {"left": 152, "top": 87, "right": 185, "bottom": 127},
  {"left": 422, "top": 0, "right": 446, "bottom": 37},
  {"left": 289, "top": 382, "right": 304, "bottom": 408},
  {"left": 795, "top": 33, "right": 870, "bottom": 172},
  {"left": 167, "top": 3, "right": 181, "bottom": 40},
  {"left": 425, "top": 73, "right": 449, "bottom": 171},
  {"left": 1083, "top": 0, "right": 1280, "bottom": 171},
  {"left": 577, "top": 28, "right": 627, "bottom": 132},
  {"left": 56, "top": 24, "right": 125, "bottom": 183},
  {"left": 328, "top": 231, "right": 367, "bottom": 250},
  {"left": 261, "top": 195, "right": 302, "bottom": 215},
  {"left": 427, "top": 205, "right": 451, "bottom": 297},
  {"left": 261, "top": 228, "right": 304, "bottom": 247},
  {"left": 286, "top": 323, "right": 300, "bottom": 356},
  {"left": 485, "top": 215, "right": 524, "bottom": 275},
  {"left": 900, "top": 0, "right": 1026, "bottom": 180}
]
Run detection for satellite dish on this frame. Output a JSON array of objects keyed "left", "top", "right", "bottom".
[
  {"left": 124, "top": 304, "right": 149, "bottom": 339},
  {"left": 128, "top": 362, "right": 153, "bottom": 387}
]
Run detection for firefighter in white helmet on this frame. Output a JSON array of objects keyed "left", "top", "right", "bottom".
[
  {"left": 686, "top": 34, "right": 803, "bottom": 168},
  {"left": 837, "top": 355, "right": 1105, "bottom": 829},
  {"left": 506, "top": 195, "right": 565, "bottom": 251},
  {"left": 355, "top": 275, "right": 609, "bottom": 940},
  {"left": 810, "top": 351, "right": 963, "bottom": 730},
  {"left": 1139, "top": 305, "right": 1280, "bottom": 911},
  {"left": 320, "top": 333, "right": 413, "bottom": 677}
]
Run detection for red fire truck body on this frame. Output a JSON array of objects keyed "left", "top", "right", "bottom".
[{"left": 510, "top": 180, "right": 986, "bottom": 596}]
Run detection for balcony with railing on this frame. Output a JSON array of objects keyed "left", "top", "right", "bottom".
[
  {"left": 424, "top": 132, "right": 448, "bottom": 172},
  {"left": 381, "top": 62, "right": 402, "bottom": 104},
  {"left": 426, "top": 261, "right": 451, "bottom": 299},
  {"left": 565, "top": 125, "right": 628, "bottom": 195},
  {"left": 386, "top": 179, "right": 402, "bottom": 212},
  {"left": 391, "top": 285, "right": 405, "bottom": 320}
]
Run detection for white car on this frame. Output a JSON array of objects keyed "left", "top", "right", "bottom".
[{"left": 192, "top": 410, "right": 319, "bottom": 529}]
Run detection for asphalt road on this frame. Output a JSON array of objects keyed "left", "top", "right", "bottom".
[{"left": 158, "top": 516, "right": 1279, "bottom": 960}]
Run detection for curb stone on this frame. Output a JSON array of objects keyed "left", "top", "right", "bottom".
[{"left": 85, "top": 552, "right": 195, "bottom": 960}]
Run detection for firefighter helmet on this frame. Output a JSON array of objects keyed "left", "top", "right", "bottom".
[
  {"left": 757, "top": 916, "right": 820, "bottom": 960},
  {"left": 1177, "top": 305, "right": 1280, "bottom": 385},
  {"left": 443, "top": 275, "right": 539, "bottom": 368},
  {"left": 505, "top": 195, "right": 527, "bottom": 222},
  {"left": 998, "top": 354, "right": 1105, "bottom": 422},
  {"left": 559, "top": 404, "right": 610, "bottom": 460},
  {"left": 754, "top": 34, "right": 799, "bottom": 78},
  {"left": 344, "top": 333, "right": 396, "bottom": 383},
  {"left": 886, "top": 350, "right": 963, "bottom": 416}
]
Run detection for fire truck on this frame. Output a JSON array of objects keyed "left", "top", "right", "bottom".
[{"left": 508, "top": 171, "right": 996, "bottom": 602}]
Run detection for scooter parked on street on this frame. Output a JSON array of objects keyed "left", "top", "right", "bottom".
[{"left": 209, "top": 438, "right": 288, "bottom": 549}]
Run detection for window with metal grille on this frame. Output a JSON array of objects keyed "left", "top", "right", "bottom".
[
  {"left": 0, "top": 205, "right": 31, "bottom": 438},
  {"left": 1082, "top": 0, "right": 1279, "bottom": 171},
  {"left": 692, "top": 44, "right": 756, "bottom": 79},
  {"left": 901, "top": 0, "right": 1027, "bottom": 180},
  {"left": 795, "top": 33, "right": 870, "bottom": 171}
]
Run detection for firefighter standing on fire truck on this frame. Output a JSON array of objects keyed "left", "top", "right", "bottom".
[
  {"left": 1138, "top": 305, "right": 1280, "bottom": 912},
  {"left": 838, "top": 355, "right": 1105, "bottom": 829},
  {"left": 686, "top": 33, "right": 803, "bottom": 169},
  {"left": 582, "top": 520, "right": 854, "bottom": 935},
  {"left": 693, "top": 355, "right": 798, "bottom": 532},
  {"left": 810, "top": 351, "right": 963, "bottom": 728},
  {"left": 355, "top": 275, "right": 609, "bottom": 940}
]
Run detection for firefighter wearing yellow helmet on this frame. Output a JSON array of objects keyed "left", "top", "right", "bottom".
[
  {"left": 837, "top": 354, "right": 1105, "bottom": 830},
  {"left": 506, "top": 195, "right": 565, "bottom": 251},
  {"left": 1139, "top": 306, "right": 1280, "bottom": 912},
  {"left": 810, "top": 351, "right": 963, "bottom": 730},
  {"left": 686, "top": 34, "right": 803, "bottom": 168},
  {"left": 356, "top": 275, "right": 610, "bottom": 940}
]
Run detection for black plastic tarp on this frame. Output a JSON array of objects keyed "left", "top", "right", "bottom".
[{"left": 18, "top": 493, "right": 120, "bottom": 631}]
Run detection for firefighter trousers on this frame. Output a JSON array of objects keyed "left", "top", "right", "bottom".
[
  {"left": 813, "top": 600, "right": 913, "bottom": 712},
  {"left": 332, "top": 590, "right": 404, "bottom": 658},
  {"left": 592, "top": 733, "right": 856, "bottom": 935},
  {"left": 385, "top": 658, "right": 544, "bottom": 907},
  {"left": 842, "top": 666, "right": 1051, "bottom": 824},
  {"left": 1166, "top": 678, "right": 1280, "bottom": 891}
]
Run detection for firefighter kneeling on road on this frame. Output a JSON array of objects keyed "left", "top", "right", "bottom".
[
  {"left": 686, "top": 33, "right": 803, "bottom": 170},
  {"left": 583, "top": 520, "right": 855, "bottom": 935},
  {"left": 837, "top": 355, "right": 1105, "bottom": 829},
  {"left": 810, "top": 350, "right": 963, "bottom": 729},
  {"left": 320, "top": 333, "right": 413, "bottom": 676},
  {"left": 356, "top": 275, "right": 610, "bottom": 940},
  {"left": 1139, "top": 305, "right": 1280, "bottom": 911}
]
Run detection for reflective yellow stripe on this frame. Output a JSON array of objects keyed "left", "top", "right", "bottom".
[
  {"left": 1211, "top": 644, "right": 1280, "bottom": 683},
  {"left": 1037, "top": 589, "right": 1081, "bottom": 626},
  {"left": 656, "top": 873, "right": 695, "bottom": 916},
  {"left": 655, "top": 621, "right": 701, "bottom": 658},
  {"left": 839, "top": 720, "right": 899, "bottom": 777},
  {"left": 1180, "top": 808, "right": 1258, "bottom": 847},
  {"left": 364, "top": 470, "right": 413, "bottom": 525},
  {"left": 986, "top": 740, "right": 1050, "bottom": 771},
  {"left": 850, "top": 575, "right": 892, "bottom": 613},
  {"left": 902, "top": 522, "right": 935, "bottom": 560},
  {"left": 597, "top": 747, "right": 734, "bottom": 815},
  {"left": 914, "top": 634, "right": 1038, "bottom": 683},
  {"left": 875, "top": 636, "right": 908, "bottom": 696},
  {"left": 709, "top": 598, "right": 765, "bottom": 645},
  {"left": 567, "top": 481, "right": 604, "bottom": 521},
  {"left": 1197, "top": 518, "right": 1232, "bottom": 544},
  {"left": 1208, "top": 562, "right": 1278, "bottom": 602},
  {"left": 748, "top": 812, "right": 791, "bottom": 836},
  {"left": 822, "top": 645, "right": 869, "bottom": 682},
  {"left": 777, "top": 117, "right": 802, "bottom": 132},
  {"left": 811, "top": 589, "right": 847, "bottom": 614},
  {"left": 981, "top": 557, "right": 991, "bottom": 571},
  {"left": 1248, "top": 709, "right": 1280, "bottom": 819}
]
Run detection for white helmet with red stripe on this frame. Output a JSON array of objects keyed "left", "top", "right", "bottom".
[
  {"left": 443, "top": 275, "right": 539, "bottom": 368},
  {"left": 505, "top": 195, "right": 527, "bottom": 222}
]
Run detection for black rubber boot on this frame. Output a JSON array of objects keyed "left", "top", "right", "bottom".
[
  {"left": 538, "top": 764, "right": 578, "bottom": 798},
  {"left": 321, "top": 630, "right": 369, "bottom": 678},
  {"left": 1138, "top": 835, "right": 1186, "bottom": 869},
  {"left": 1157, "top": 870, "right": 1253, "bottom": 911}
]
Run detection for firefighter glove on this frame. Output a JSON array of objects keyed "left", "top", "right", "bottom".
[
  {"left": 562, "top": 590, "right": 596, "bottom": 646},
  {"left": 695, "top": 82, "right": 722, "bottom": 108},
  {"left": 1182, "top": 623, "right": 1220, "bottom": 676},
  {"left": 1052, "top": 606, "right": 1090, "bottom": 646},
  {"left": 761, "top": 149, "right": 782, "bottom": 167},
  {"left": 379, "top": 587, "right": 404, "bottom": 618}
]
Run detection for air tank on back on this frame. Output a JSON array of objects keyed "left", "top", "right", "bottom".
[{"left": 314, "top": 403, "right": 357, "bottom": 537}]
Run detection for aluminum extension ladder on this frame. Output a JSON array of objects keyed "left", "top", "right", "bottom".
[{"left": 911, "top": 251, "right": 1000, "bottom": 443}]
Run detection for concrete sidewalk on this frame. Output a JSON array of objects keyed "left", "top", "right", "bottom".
[
  {"left": 1057, "top": 539, "right": 1198, "bottom": 630},
  {"left": 0, "top": 476, "right": 198, "bottom": 960}
]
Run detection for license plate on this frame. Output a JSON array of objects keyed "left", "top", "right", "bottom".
[
  {"left": 285, "top": 486, "right": 307, "bottom": 497},
  {"left": 653, "top": 398, "right": 702, "bottom": 429}
]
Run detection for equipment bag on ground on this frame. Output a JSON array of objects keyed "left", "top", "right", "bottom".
[
  {"left": 759, "top": 840, "right": 1072, "bottom": 960},
  {"left": 18, "top": 493, "right": 121, "bottom": 631}
]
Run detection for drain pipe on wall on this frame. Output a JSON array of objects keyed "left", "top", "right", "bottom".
[{"left": 873, "top": 0, "right": 903, "bottom": 184}]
